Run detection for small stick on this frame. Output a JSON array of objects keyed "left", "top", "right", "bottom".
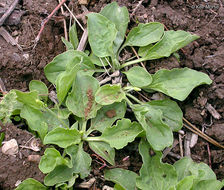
[
  {"left": 130, "top": 46, "right": 146, "bottom": 69},
  {"left": 0, "top": 0, "right": 19, "bottom": 26},
  {"left": 130, "top": 0, "right": 144, "bottom": 18},
  {"left": 35, "top": 0, "right": 67, "bottom": 44},
  {"left": 77, "top": 28, "right": 88, "bottom": 51},
  {"left": 207, "top": 143, "right": 212, "bottom": 168},
  {"left": 58, "top": 0, "right": 68, "bottom": 41},
  {"left": 179, "top": 134, "right": 184, "bottom": 158}
]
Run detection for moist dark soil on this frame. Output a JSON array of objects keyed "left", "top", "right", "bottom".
[{"left": 0, "top": 0, "right": 224, "bottom": 189}]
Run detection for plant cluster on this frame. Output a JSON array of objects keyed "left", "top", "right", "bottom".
[{"left": 0, "top": 2, "right": 223, "bottom": 190}]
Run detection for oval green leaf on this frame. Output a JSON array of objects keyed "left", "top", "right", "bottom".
[
  {"left": 124, "top": 66, "right": 152, "bottom": 88},
  {"left": 15, "top": 178, "right": 47, "bottom": 190}
]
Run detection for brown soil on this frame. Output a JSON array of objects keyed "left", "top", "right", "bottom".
[{"left": 0, "top": 0, "right": 224, "bottom": 189}]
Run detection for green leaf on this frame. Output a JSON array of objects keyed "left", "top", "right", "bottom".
[
  {"left": 39, "top": 148, "right": 71, "bottom": 174},
  {"left": 29, "top": 80, "right": 48, "bottom": 102},
  {"left": 44, "top": 50, "right": 95, "bottom": 84},
  {"left": 44, "top": 165, "right": 73, "bottom": 186},
  {"left": 114, "top": 184, "right": 125, "bottom": 190},
  {"left": 122, "top": 22, "right": 164, "bottom": 49},
  {"left": 43, "top": 108, "right": 70, "bottom": 132},
  {"left": 0, "top": 132, "right": 5, "bottom": 146},
  {"left": 132, "top": 104, "right": 173, "bottom": 151},
  {"left": 136, "top": 139, "right": 177, "bottom": 190},
  {"left": 191, "top": 179, "right": 223, "bottom": 190},
  {"left": 123, "top": 66, "right": 152, "bottom": 88},
  {"left": 66, "top": 72, "right": 101, "bottom": 119},
  {"left": 100, "top": 2, "right": 129, "bottom": 54},
  {"left": 20, "top": 105, "right": 48, "bottom": 140},
  {"left": 15, "top": 90, "right": 44, "bottom": 110},
  {"left": 69, "top": 22, "right": 79, "bottom": 49},
  {"left": 144, "top": 68, "right": 212, "bottom": 101},
  {"left": 104, "top": 168, "right": 138, "bottom": 190},
  {"left": 44, "top": 127, "right": 81, "bottom": 148},
  {"left": 15, "top": 178, "right": 47, "bottom": 190},
  {"left": 175, "top": 176, "right": 195, "bottom": 190},
  {"left": 89, "top": 53, "right": 108, "bottom": 66},
  {"left": 95, "top": 84, "right": 126, "bottom": 105},
  {"left": 61, "top": 36, "right": 74, "bottom": 50},
  {"left": 147, "top": 99, "right": 183, "bottom": 131},
  {"left": 139, "top": 30, "right": 199, "bottom": 60},
  {"left": 89, "top": 141, "right": 115, "bottom": 165},
  {"left": 98, "top": 119, "right": 143, "bottom": 149},
  {"left": 87, "top": 13, "right": 117, "bottom": 57},
  {"left": 0, "top": 90, "right": 23, "bottom": 124},
  {"left": 66, "top": 144, "right": 92, "bottom": 179},
  {"left": 90, "top": 101, "right": 126, "bottom": 132}
]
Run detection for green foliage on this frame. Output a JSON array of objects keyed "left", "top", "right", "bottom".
[{"left": 0, "top": 2, "right": 220, "bottom": 190}]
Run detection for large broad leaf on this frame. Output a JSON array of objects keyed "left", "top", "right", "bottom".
[
  {"left": 20, "top": 105, "right": 48, "bottom": 140},
  {"left": 66, "top": 72, "right": 101, "bottom": 120},
  {"left": 100, "top": 2, "right": 129, "bottom": 54},
  {"left": 89, "top": 141, "right": 115, "bottom": 165},
  {"left": 139, "top": 30, "right": 199, "bottom": 60},
  {"left": 69, "top": 22, "right": 79, "bottom": 49},
  {"left": 132, "top": 104, "right": 173, "bottom": 151},
  {"left": 136, "top": 139, "right": 177, "bottom": 190},
  {"left": 44, "top": 50, "right": 95, "bottom": 84},
  {"left": 15, "top": 90, "right": 44, "bottom": 110},
  {"left": 123, "top": 66, "right": 152, "bottom": 88},
  {"left": 0, "top": 90, "right": 23, "bottom": 124},
  {"left": 90, "top": 101, "right": 126, "bottom": 132},
  {"left": 44, "top": 165, "right": 73, "bottom": 186},
  {"left": 15, "top": 178, "right": 47, "bottom": 190},
  {"left": 122, "top": 22, "right": 164, "bottom": 49},
  {"left": 95, "top": 84, "right": 126, "bottom": 105},
  {"left": 147, "top": 99, "right": 183, "bottom": 131},
  {"left": 43, "top": 127, "right": 81, "bottom": 148},
  {"left": 144, "top": 68, "right": 212, "bottom": 101},
  {"left": 96, "top": 119, "right": 143, "bottom": 149},
  {"left": 87, "top": 13, "right": 117, "bottom": 57},
  {"left": 39, "top": 148, "right": 71, "bottom": 174},
  {"left": 104, "top": 168, "right": 138, "bottom": 190},
  {"left": 66, "top": 144, "right": 92, "bottom": 179}
]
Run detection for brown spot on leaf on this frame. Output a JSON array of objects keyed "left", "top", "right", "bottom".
[
  {"left": 105, "top": 109, "right": 116, "bottom": 118},
  {"left": 85, "top": 88, "right": 94, "bottom": 119}
]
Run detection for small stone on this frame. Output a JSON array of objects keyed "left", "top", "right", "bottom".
[{"left": 1, "top": 139, "right": 18, "bottom": 155}]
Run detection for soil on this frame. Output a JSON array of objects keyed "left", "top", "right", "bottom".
[{"left": 0, "top": 0, "right": 224, "bottom": 189}]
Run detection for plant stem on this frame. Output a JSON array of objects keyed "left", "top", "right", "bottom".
[
  {"left": 125, "top": 97, "right": 133, "bottom": 106},
  {"left": 81, "top": 120, "right": 87, "bottom": 132},
  {"left": 126, "top": 93, "right": 143, "bottom": 104},
  {"left": 84, "top": 136, "right": 102, "bottom": 142},
  {"left": 120, "top": 57, "right": 146, "bottom": 69},
  {"left": 44, "top": 107, "right": 69, "bottom": 128}
]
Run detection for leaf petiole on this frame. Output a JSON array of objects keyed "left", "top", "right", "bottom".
[
  {"left": 126, "top": 93, "right": 143, "bottom": 104},
  {"left": 84, "top": 136, "right": 102, "bottom": 142},
  {"left": 120, "top": 57, "right": 146, "bottom": 69}
]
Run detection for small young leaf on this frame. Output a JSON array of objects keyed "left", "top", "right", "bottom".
[
  {"left": 20, "top": 105, "right": 48, "bottom": 140},
  {"left": 98, "top": 119, "right": 143, "bottom": 149},
  {"left": 29, "top": 80, "right": 48, "bottom": 96},
  {"left": 95, "top": 84, "right": 126, "bottom": 105},
  {"left": 66, "top": 72, "right": 101, "bottom": 120},
  {"left": 66, "top": 144, "right": 92, "bottom": 179},
  {"left": 139, "top": 30, "right": 199, "bottom": 60},
  {"left": 104, "top": 168, "right": 138, "bottom": 190},
  {"left": 144, "top": 68, "right": 212, "bottom": 101},
  {"left": 123, "top": 66, "right": 152, "bottom": 88},
  {"left": 136, "top": 139, "right": 177, "bottom": 190},
  {"left": 89, "top": 53, "right": 108, "bottom": 66},
  {"left": 100, "top": 2, "right": 129, "bottom": 54},
  {"left": 122, "top": 22, "right": 164, "bottom": 48},
  {"left": 15, "top": 90, "right": 44, "bottom": 110},
  {"left": 61, "top": 37, "right": 74, "bottom": 50},
  {"left": 132, "top": 104, "right": 173, "bottom": 151},
  {"left": 39, "top": 148, "right": 71, "bottom": 174},
  {"left": 90, "top": 101, "right": 126, "bottom": 132},
  {"left": 44, "top": 50, "right": 95, "bottom": 84},
  {"left": 44, "top": 127, "right": 81, "bottom": 148},
  {"left": 147, "top": 99, "right": 183, "bottom": 131},
  {"left": 15, "top": 178, "right": 47, "bottom": 190},
  {"left": 44, "top": 165, "right": 73, "bottom": 186},
  {"left": 0, "top": 90, "right": 23, "bottom": 124},
  {"left": 87, "top": 13, "right": 117, "bottom": 57},
  {"left": 69, "top": 22, "right": 79, "bottom": 49},
  {"left": 89, "top": 141, "right": 115, "bottom": 165}
]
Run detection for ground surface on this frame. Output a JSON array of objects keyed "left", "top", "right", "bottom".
[{"left": 0, "top": 0, "right": 224, "bottom": 189}]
